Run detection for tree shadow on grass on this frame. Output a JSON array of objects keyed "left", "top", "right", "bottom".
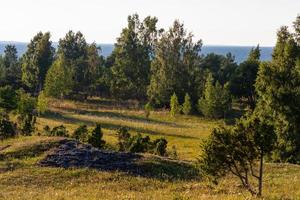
[
  {"left": 0, "top": 139, "right": 63, "bottom": 161},
  {"left": 51, "top": 106, "right": 186, "bottom": 128},
  {"left": 43, "top": 111, "right": 198, "bottom": 139}
]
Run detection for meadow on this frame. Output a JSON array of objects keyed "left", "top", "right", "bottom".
[{"left": 0, "top": 98, "right": 299, "bottom": 200}]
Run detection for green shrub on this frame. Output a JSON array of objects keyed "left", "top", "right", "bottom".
[
  {"left": 116, "top": 127, "right": 168, "bottom": 156},
  {"left": 182, "top": 93, "right": 192, "bottom": 115},
  {"left": 117, "top": 127, "right": 131, "bottom": 151},
  {"left": 0, "top": 114, "right": 16, "bottom": 140},
  {"left": 88, "top": 124, "right": 105, "bottom": 148},
  {"left": 170, "top": 93, "right": 180, "bottom": 117},
  {"left": 144, "top": 102, "right": 153, "bottom": 118},
  {"left": 0, "top": 85, "right": 18, "bottom": 111},
  {"left": 16, "top": 91, "right": 37, "bottom": 136},
  {"left": 128, "top": 133, "right": 151, "bottom": 153},
  {"left": 50, "top": 125, "right": 69, "bottom": 137},
  {"left": 73, "top": 124, "right": 88, "bottom": 142},
  {"left": 153, "top": 138, "right": 168, "bottom": 156},
  {"left": 37, "top": 91, "right": 48, "bottom": 115},
  {"left": 17, "top": 114, "right": 36, "bottom": 136}
]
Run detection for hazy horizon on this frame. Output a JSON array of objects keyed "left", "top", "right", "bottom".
[{"left": 1, "top": 0, "right": 299, "bottom": 46}]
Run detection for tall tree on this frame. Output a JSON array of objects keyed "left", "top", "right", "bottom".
[
  {"left": 0, "top": 45, "right": 21, "bottom": 88},
  {"left": 110, "top": 14, "right": 159, "bottom": 100},
  {"left": 198, "top": 73, "right": 231, "bottom": 119},
  {"left": 255, "top": 23, "right": 300, "bottom": 163},
  {"left": 58, "top": 31, "right": 95, "bottom": 98},
  {"left": 230, "top": 45, "right": 261, "bottom": 109},
  {"left": 44, "top": 56, "right": 73, "bottom": 98},
  {"left": 22, "top": 32, "right": 55, "bottom": 94},
  {"left": 148, "top": 20, "right": 202, "bottom": 106}
]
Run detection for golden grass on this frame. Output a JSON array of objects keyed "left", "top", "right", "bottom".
[{"left": 0, "top": 99, "right": 299, "bottom": 199}]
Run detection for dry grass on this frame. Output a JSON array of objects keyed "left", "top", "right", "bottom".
[{"left": 0, "top": 98, "right": 299, "bottom": 200}]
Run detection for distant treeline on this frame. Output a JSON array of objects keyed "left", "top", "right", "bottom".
[{"left": 0, "top": 42, "right": 273, "bottom": 63}]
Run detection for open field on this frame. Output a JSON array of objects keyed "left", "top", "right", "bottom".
[{"left": 1, "top": 99, "right": 300, "bottom": 200}]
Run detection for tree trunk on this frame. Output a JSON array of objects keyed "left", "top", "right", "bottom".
[{"left": 258, "top": 151, "right": 263, "bottom": 197}]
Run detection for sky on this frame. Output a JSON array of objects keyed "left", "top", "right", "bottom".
[{"left": 0, "top": 0, "right": 299, "bottom": 46}]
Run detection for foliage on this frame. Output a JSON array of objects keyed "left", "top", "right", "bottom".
[
  {"left": 230, "top": 45, "right": 260, "bottom": 109},
  {"left": 0, "top": 114, "right": 16, "bottom": 140},
  {"left": 88, "top": 124, "right": 105, "bottom": 148},
  {"left": 170, "top": 93, "right": 180, "bottom": 117},
  {"left": 144, "top": 102, "right": 153, "bottom": 118},
  {"left": 21, "top": 32, "right": 55, "bottom": 94},
  {"left": 255, "top": 21, "right": 300, "bottom": 163},
  {"left": 199, "top": 114, "right": 276, "bottom": 196},
  {"left": 73, "top": 124, "right": 88, "bottom": 143},
  {"left": 37, "top": 91, "right": 48, "bottom": 114},
  {"left": 44, "top": 57, "right": 73, "bottom": 98},
  {"left": 16, "top": 91, "right": 37, "bottom": 136},
  {"left": 0, "top": 45, "right": 22, "bottom": 88},
  {"left": 117, "top": 127, "right": 131, "bottom": 151},
  {"left": 148, "top": 20, "right": 202, "bottom": 106},
  {"left": 0, "top": 85, "right": 18, "bottom": 111},
  {"left": 198, "top": 73, "right": 231, "bottom": 119},
  {"left": 117, "top": 127, "right": 168, "bottom": 155},
  {"left": 110, "top": 14, "right": 158, "bottom": 100},
  {"left": 153, "top": 138, "right": 168, "bottom": 156},
  {"left": 50, "top": 125, "right": 69, "bottom": 137},
  {"left": 182, "top": 93, "right": 192, "bottom": 115}
]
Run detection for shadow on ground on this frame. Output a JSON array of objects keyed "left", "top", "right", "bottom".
[
  {"left": 43, "top": 111, "right": 198, "bottom": 139},
  {"left": 51, "top": 105, "right": 186, "bottom": 128}
]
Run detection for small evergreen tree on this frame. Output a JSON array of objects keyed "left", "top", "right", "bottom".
[
  {"left": 144, "top": 102, "right": 153, "bottom": 118},
  {"left": 182, "top": 93, "right": 192, "bottom": 115},
  {"left": 44, "top": 57, "right": 73, "bottom": 98},
  {"left": 37, "top": 91, "right": 48, "bottom": 115},
  {"left": 0, "top": 85, "right": 18, "bottom": 111},
  {"left": 0, "top": 114, "right": 16, "bottom": 140},
  {"left": 198, "top": 74, "right": 231, "bottom": 119},
  {"left": 73, "top": 124, "right": 88, "bottom": 142},
  {"left": 17, "top": 91, "right": 37, "bottom": 136},
  {"left": 199, "top": 114, "right": 276, "bottom": 196},
  {"left": 170, "top": 93, "right": 180, "bottom": 117},
  {"left": 88, "top": 124, "right": 105, "bottom": 148}
]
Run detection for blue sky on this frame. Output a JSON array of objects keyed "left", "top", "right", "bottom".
[{"left": 1, "top": 0, "right": 299, "bottom": 46}]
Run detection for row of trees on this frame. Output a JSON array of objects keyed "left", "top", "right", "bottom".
[{"left": 0, "top": 14, "right": 260, "bottom": 118}]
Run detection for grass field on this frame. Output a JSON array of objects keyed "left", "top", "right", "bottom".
[{"left": 1, "top": 98, "right": 300, "bottom": 200}]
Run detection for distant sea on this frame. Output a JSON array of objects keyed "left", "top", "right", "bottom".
[{"left": 0, "top": 41, "right": 273, "bottom": 63}]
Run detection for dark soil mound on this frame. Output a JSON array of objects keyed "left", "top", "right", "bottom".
[
  {"left": 39, "top": 139, "right": 142, "bottom": 171},
  {"left": 39, "top": 139, "right": 199, "bottom": 180}
]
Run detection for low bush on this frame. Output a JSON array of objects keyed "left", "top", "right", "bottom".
[
  {"left": 73, "top": 124, "right": 88, "bottom": 142},
  {"left": 50, "top": 125, "right": 69, "bottom": 137},
  {"left": 87, "top": 124, "right": 105, "bottom": 148},
  {"left": 0, "top": 114, "right": 16, "bottom": 140},
  {"left": 117, "top": 127, "right": 168, "bottom": 156}
]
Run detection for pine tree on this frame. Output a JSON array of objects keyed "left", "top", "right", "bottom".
[
  {"left": 182, "top": 93, "right": 192, "bottom": 115},
  {"left": 110, "top": 14, "right": 158, "bottom": 100},
  {"left": 0, "top": 45, "right": 21, "bottom": 88},
  {"left": 230, "top": 46, "right": 260, "bottom": 109},
  {"left": 255, "top": 22, "right": 300, "bottom": 163},
  {"left": 44, "top": 57, "right": 73, "bottom": 98},
  {"left": 88, "top": 124, "right": 105, "bottom": 148},
  {"left": 22, "top": 32, "right": 54, "bottom": 94},
  {"left": 147, "top": 20, "right": 202, "bottom": 106},
  {"left": 170, "top": 93, "right": 180, "bottom": 117},
  {"left": 198, "top": 73, "right": 231, "bottom": 119}
]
